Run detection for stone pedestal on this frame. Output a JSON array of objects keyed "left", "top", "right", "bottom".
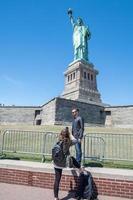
[{"left": 62, "top": 59, "right": 102, "bottom": 104}]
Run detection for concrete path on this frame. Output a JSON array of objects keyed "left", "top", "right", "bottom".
[{"left": 0, "top": 183, "right": 129, "bottom": 200}]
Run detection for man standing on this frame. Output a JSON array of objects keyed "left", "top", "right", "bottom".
[{"left": 72, "top": 108, "right": 84, "bottom": 166}]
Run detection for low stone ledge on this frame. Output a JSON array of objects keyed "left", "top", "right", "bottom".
[
  {"left": 0, "top": 160, "right": 133, "bottom": 199},
  {"left": 0, "top": 160, "right": 133, "bottom": 181}
]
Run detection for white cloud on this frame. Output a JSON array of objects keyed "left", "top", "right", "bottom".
[{"left": 2, "top": 75, "right": 22, "bottom": 86}]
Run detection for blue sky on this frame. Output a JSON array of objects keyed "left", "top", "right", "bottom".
[{"left": 0, "top": 0, "right": 133, "bottom": 106}]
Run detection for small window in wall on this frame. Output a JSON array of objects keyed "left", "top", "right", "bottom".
[
  {"left": 84, "top": 71, "right": 86, "bottom": 79},
  {"left": 88, "top": 73, "right": 90, "bottom": 80},
  {"left": 91, "top": 74, "right": 93, "bottom": 81},
  {"left": 68, "top": 75, "right": 70, "bottom": 82},
  {"left": 70, "top": 74, "right": 72, "bottom": 81},
  {"left": 36, "top": 119, "right": 42, "bottom": 125},
  {"left": 35, "top": 110, "right": 41, "bottom": 118},
  {"left": 73, "top": 72, "right": 75, "bottom": 79},
  {"left": 105, "top": 111, "right": 111, "bottom": 115}
]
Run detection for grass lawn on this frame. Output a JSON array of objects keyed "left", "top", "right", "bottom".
[
  {"left": 0, "top": 124, "right": 133, "bottom": 133},
  {"left": 1, "top": 153, "right": 133, "bottom": 170}
]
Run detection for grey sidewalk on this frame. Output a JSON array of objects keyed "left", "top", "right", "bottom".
[{"left": 0, "top": 183, "right": 130, "bottom": 200}]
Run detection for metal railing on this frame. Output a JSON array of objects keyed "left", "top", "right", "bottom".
[
  {"left": 0, "top": 130, "right": 133, "bottom": 162},
  {"left": 42, "top": 132, "right": 58, "bottom": 161},
  {"left": 83, "top": 135, "right": 105, "bottom": 164},
  {"left": 0, "top": 130, "right": 3, "bottom": 154},
  {"left": 1, "top": 130, "right": 46, "bottom": 161},
  {"left": 88, "top": 133, "right": 133, "bottom": 162},
  {"left": 0, "top": 130, "right": 75, "bottom": 162}
]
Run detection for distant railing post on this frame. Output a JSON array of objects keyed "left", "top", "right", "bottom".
[{"left": 42, "top": 132, "right": 46, "bottom": 163}]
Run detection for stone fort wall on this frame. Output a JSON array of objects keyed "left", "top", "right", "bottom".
[
  {"left": 0, "top": 106, "right": 40, "bottom": 125},
  {"left": 105, "top": 105, "right": 133, "bottom": 128},
  {"left": 53, "top": 97, "right": 105, "bottom": 126},
  {"left": 0, "top": 98, "right": 133, "bottom": 127}
]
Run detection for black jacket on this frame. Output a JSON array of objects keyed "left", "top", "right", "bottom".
[{"left": 72, "top": 115, "right": 84, "bottom": 139}]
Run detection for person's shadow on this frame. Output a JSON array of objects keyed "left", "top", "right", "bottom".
[
  {"left": 60, "top": 169, "right": 78, "bottom": 200},
  {"left": 60, "top": 192, "right": 76, "bottom": 200},
  {"left": 60, "top": 168, "right": 98, "bottom": 200}
]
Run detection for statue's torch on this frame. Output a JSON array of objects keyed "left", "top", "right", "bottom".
[{"left": 67, "top": 8, "right": 73, "bottom": 18}]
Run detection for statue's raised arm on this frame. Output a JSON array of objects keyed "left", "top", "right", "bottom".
[
  {"left": 67, "top": 8, "right": 91, "bottom": 61},
  {"left": 68, "top": 8, "right": 75, "bottom": 27}
]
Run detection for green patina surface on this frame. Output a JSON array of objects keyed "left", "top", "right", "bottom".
[{"left": 68, "top": 8, "right": 91, "bottom": 61}]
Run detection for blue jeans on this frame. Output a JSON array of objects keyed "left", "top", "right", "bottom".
[{"left": 75, "top": 142, "right": 82, "bottom": 165}]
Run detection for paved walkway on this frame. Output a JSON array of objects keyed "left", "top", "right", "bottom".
[{"left": 0, "top": 183, "right": 130, "bottom": 200}]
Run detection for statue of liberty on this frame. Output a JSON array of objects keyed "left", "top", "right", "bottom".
[{"left": 68, "top": 8, "right": 91, "bottom": 61}]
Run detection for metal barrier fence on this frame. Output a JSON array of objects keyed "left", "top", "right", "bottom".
[
  {"left": 1, "top": 130, "right": 47, "bottom": 161},
  {"left": 0, "top": 130, "right": 76, "bottom": 162},
  {"left": 83, "top": 135, "right": 105, "bottom": 164},
  {"left": 0, "top": 130, "right": 2, "bottom": 154},
  {"left": 42, "top": 132, "right": 58, "bottom": 161},
  {"left": 88, "top": 133, "right": 133, "bottom": 162},
  {"left": 0, "top": 130, "right": 133, "bottom": 162}
]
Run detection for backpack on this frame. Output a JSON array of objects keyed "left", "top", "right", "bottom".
[
  {"left": 78, "top": 171, "right": 98, "bottom": 200},
  {"left": 52, "top": 141, "right": 66, "bottom": 167}
]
